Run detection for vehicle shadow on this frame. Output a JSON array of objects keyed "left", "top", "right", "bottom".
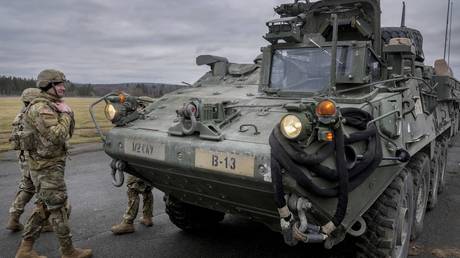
[{"left": 175, "top": 214, "right": 357, "bottom": 258}]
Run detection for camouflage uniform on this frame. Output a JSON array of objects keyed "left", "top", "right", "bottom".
[
  {"left": 15, "top": 69, "right": 91, "bottom": 258},
  {"left": 9, "top": 111, "right": 35, "bottom": 217},
  {"left": 7, "top": 88, "right": 54, "bottom": 233},
  {"left": 122, "top": 175, "right": 153, "bottom": 224},
  {"left": 21, "top": 91, "right": 75, "bottom": 249},
  {"left": 111, "top": 174, "right": 153, "bottom": 235},
  {"left": 9, "top": 157, "right": 35, "bottom": 215}
]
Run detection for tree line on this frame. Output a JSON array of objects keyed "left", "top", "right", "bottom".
[
  {"left": 0, "top": 76, "right": 184, "bottom": 97},
  {"left": 0, "top": 75, "right": 96, "bottom": 96},
  {"left": 0, "top": 76, "right": 36, "bottom": 95}
]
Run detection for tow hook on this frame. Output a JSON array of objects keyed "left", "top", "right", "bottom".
[
  {"left": 110, "top": 159, "right": 126, "bottom": 187},
  {"left": 279, "top": 195, "right": 328, "bottom": 246},
  {"left": 178, "top": 101, "right": 199, "bottom": 135}
]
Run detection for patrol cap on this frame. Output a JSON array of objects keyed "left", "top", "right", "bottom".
[
  {"left": 36, "top": 69, "right": 67, "bottom": 90},
  {"left": 21, "top": 88, "right": 41, "bottom": 104}
]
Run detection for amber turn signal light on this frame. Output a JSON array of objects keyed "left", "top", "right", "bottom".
[
  {"left": 325, "top": 131, "right": 334, "bottom": 142},
  {"left": 318, "top": 130, "right": 334, "bottom": 142},
  {"left": 119, "top": 94, "right": 126, "bottom": 104},
  {"left": 316, "top": 99, "right": 337, "bottom": 117}
]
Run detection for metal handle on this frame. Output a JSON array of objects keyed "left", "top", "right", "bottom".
[
  {"left": 89, "top": 92, "right": 119, "bottom": 143},
  {"left": 239, "top": 124, "right": 260, "bottom": 135}
]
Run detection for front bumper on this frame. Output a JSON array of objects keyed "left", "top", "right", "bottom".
[{"left": 104, "top": 127, "right": 280, "bottom": 229}]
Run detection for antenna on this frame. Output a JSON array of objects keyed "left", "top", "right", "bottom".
[
  {"left": 444, "top": 0, "right": 451, "bottom": 60},
  {"left": 401, "top": 1, "right": 406, "bottom": 27},
  {"left": 448, "top": 0, "right": 453, "bottom": 66}
]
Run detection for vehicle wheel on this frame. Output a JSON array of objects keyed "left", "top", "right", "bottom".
[
  {"left": 164, "top": 194, "right": 225, "bottom": 232},
  {"left": 407, "top": 152, "right": 430, "bottom": 240},
  {"left": 356, "top": 168, "right": 414, "bottom": 258},
  {"left": 437, "top": 139, "right": 448, "bottom": 194},
  {"left": 427, "top": 148, "right": 440, "bottom": 210}
]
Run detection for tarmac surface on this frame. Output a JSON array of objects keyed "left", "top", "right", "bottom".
[{"left": 0, "top": 139, "right": 459, "bottom": 258}]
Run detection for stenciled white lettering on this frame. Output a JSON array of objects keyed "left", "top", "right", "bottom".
[{"left": 132, "top": 142, "right": 158, "bottom": 156}]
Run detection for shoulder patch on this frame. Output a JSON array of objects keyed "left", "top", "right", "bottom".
[
  {"left": 39, "top": 107, "right": 55, "bottom": 115},
  {"left": 28, "top": 103, "right": 59, "bottom": 128}
]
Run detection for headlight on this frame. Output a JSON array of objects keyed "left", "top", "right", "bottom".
[
  {"left": 105, "top": 103, "right": 118, "bottom": 121},
  {"left": 280, "top": 114, "right": 304, "bottom": 140}
]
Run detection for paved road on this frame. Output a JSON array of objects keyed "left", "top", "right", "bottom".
[{"left": 0, "top": 139, "right": 459, "bottom": 258}]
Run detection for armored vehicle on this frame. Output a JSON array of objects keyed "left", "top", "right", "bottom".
[{"left": 91, "top": 0, "right": 460, "bottom": 257}]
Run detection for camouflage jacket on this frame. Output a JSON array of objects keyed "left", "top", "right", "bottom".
[
  {"left": 25, "top": 92, "right": 75, "bottom": 170},
  {"left": 11, "top": 108, "right": 25, "bottom": 129},
  {"left": 10, "top": 109, "right": 27, "bottom": 161},
  {"left": 9, "top": 108, "right": 25, "bottom": 149}
]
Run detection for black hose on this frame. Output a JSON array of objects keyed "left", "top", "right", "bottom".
[
  {"left": 332, "top": 126, "right": 348, "bottom": 226},
  {"left": 270, "top": 152, "right": 287, "bottom": 208},
  {"left": 273, "top": 127, "right": 335, "bottom": 165},
  {"left": 270, "top": 132, "right": 339, "bottom": 198},
  {"left": 273, "top": 124, "right": 379, "bottom": 181},
  {"left": 269, "top": 108, "right": 383, "bottom": 226}
]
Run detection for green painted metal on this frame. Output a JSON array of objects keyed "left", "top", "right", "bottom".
[{"left": 95, "top": 0, "right": 460, "bottom": 250}]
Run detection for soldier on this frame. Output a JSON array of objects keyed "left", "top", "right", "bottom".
[
  {"left": 111, "top": 175, "right": 154, "bottom": 234},
  {"left": 15, "top": 69, "right": 92, "bottom": 258},
  {"left": 6, "top": 88, "right": 53, "bottom": 233}
]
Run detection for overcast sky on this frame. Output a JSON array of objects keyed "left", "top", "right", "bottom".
[{"left": 0, "top": 0, "right": 458, "bottom": 84}]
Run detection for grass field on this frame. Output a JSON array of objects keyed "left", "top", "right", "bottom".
[{"left": 0, "top": 97, "right": 112, "bottom": 152}]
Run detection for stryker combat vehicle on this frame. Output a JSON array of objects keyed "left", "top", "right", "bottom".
[{"left": 90, "top": 0, "right": 460, "bottom": 257}]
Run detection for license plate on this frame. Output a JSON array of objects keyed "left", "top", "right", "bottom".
[
  {"left": 124, "top": 138, "right": 165, "bottom": 160},
  {"left": 195, "top": 148, "right": 255, "bottom": 177}
]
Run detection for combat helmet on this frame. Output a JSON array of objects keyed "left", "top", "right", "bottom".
[
  {"left": 36, "top": 69, "right": 67, "bottom": 90},
  {"left": 21, "top": 88, "right": 41, "bottom": 105}
]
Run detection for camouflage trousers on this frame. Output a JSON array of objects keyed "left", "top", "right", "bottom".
[
  {"left": 22, "top": 161, "right": 73, "bottom": 251},
  {"left": 9, "top": 159, "right": 35, "bottom": 216},
  {"left": 122, "top": 175, "right": 153, "bottom": 224}
]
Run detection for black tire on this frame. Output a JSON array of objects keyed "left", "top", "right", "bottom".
[
  {"left": 164, "top": 195, "right": 225, "bottom": 232},
  {"left": 381, "top": 27, "right": 424, "bottom": 62},
  {"left": 438, "top": 139, "right": 449, "bottom": 194},
  {"left": 356, "top": 168, "right": 414, "bottom": 258},
  {"left": 427, "top": 144, "right": 441, "bottom": 210},
  {"left": 407, "top": 152, "right": 430, "bottom": 240}
]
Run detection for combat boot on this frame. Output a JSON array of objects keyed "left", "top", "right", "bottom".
[
  {"left": 61, "top": 247, "right": 92, "bottom": 258},
  {"left": 6, "top": 212, "right": 24, "bottom": 232},
  {"left": 15, "top": 239, "right": 47, "bottom": 258},
  {"left": 41, "top": 220, "right": 53, "bottom": 233},
  {"left": 140, "top": 216, "right": 153, "bottom": 227},
  {"left": 111, "top": 222, "right": 135, "bottom": 235}
]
